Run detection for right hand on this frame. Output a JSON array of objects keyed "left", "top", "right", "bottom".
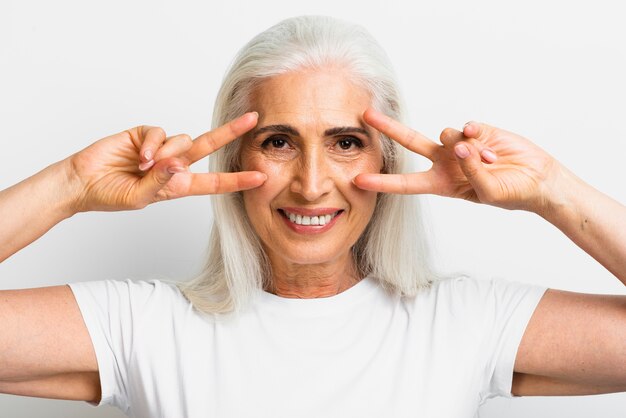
[{"left": 68, "top": 112, "right": 266, "bottom": 212}]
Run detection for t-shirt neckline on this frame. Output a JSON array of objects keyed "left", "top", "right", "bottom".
[{"left": 255, "top": 276, "right": 380, "bottom": 316}]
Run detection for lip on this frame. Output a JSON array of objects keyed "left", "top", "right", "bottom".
[
  {"left": 277, "top": 208, "right": 344, "bottom": 235},
  {"left": 279, "top": 207, "right": 342, "bottom": 216}
]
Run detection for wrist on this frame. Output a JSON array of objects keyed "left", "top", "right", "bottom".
[
  {"left": 534, "top": 163, "right": 585, "bottom": 225},
  {"left": 55, "top": 156, "right": 85, "bottom": 217}
]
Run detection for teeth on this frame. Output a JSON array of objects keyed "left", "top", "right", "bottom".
[{"left": 283, "top": 210, "right": 339, "bottom": 226}]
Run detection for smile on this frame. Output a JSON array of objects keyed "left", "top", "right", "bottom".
[{"left": 281, "top": 209, "right": 341, "bottom": 226}]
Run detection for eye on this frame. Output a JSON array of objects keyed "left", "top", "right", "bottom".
[
  {"left": 336, "top": 136, "right": 364, "bottom": 150},
  {"left": 261, "top": 135, "right": 289, "bottom": 149}
]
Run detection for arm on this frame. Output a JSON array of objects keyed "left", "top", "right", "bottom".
[
  {"left": 0, "top": 285, "right": 101, "bottom": 402},
  {"left": 0, "top": 160, "right": 79, "bottom": 262},
  {"left": 0, "top": 114, "right": 265, "bottom": 263},
  {"left": 458, "top": 122, "right": 626, "bottom": 284},
  {"left": 0, "top": 114, "right": 265, "bottom": 401},
  {"left": 356, "top": 110, "right": 626, "bottom": 282},
  {"left": 456, "top": 124, "right": 626, "bottom": 395},
  {"left": 355, "top": 108, "right": 626, "bottom": 396},
  {"left": 536, "top": 166, "right": 626, "bottom": 283}
]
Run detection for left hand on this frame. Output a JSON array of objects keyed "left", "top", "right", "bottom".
[{"left": 354, "top": 108, "right": 562, "bottom": 212}]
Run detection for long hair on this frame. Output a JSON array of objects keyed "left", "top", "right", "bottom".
[{"left": 178, "top": 16, "right": 435, "bottom": 314}]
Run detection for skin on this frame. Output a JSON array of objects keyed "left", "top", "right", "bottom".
[
  {"left": 0, "top": 67, "right": 624, "bottom": 403},
  {"left": 239, "top": 70, "right": 383, "bottom": 298}
]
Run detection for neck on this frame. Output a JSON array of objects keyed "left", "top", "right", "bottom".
[{"left": 265, "top": 251, "right": 362, "bottom": 298}]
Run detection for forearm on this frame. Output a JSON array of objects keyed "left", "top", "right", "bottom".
[
  {"left": 537, "top": 164, "right": 626, "bottom": 284},
  {"left": 0, "top": 158, "right": 80, "bottom": 262}
]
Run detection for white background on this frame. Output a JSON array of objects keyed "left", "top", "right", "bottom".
[{"left": 1, "top": 0, "right": 625, "bottom": 417}]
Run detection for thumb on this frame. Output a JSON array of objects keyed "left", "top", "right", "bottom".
[
  {"left": 454, "top": 142, "right": 496, "bottom": 200},
  {"left": 136, "top": 157, "right": 186, "bottom": 205}
]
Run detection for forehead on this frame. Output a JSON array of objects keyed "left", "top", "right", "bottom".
[{"left": 250, "top": 69, "right": 371, "bottom": 127}]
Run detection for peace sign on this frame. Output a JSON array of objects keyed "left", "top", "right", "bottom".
[
  {"left": 69, "top": 113, "right": 266, "bottom": 212},
  {"left": 354, "top": 108, "right": 560, "bottom": 212}
]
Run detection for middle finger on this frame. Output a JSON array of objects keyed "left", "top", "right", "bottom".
[
  {"left": 184, "top": 112, "right": 259, "bottom": 164},
  {"left": 363, "top": 108, "right": 439, "bottom": 161}
]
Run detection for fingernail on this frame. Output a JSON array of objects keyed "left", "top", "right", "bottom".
[
  {"left": 143, "top": 149, "right": 152, "bottom": 161},
  {"left": 167, "top": 166, "right": 186, "bottom": 174},
  {"left": 139, "top": 160, "right": 155, "bottom": 171},
  {"left": 481, "top": 149, "right": 497, "bottom": 162},
  {"left": 251, "top": 111, "right": 259, "bottom": 118},
  {"left": 454, "top": 143, "right": 470, "bottom": 159}
]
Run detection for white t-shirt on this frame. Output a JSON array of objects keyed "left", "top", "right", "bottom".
[{"left": 69, "top": 276, "right": 546, "bottom": 418}]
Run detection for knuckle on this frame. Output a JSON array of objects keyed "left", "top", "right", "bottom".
[
  {"left": 152, "top": 169, "right": 169, "bottom": 186},
  {"left": 401, "top": 175, "right": 409, "bottom": 194},
  {"left": 403, "top": 128, "right": 417, "bottom": 145},
  {"left": 211, "top": 174, "right": 221, "bottom": 193},
  {"left": 461, "top": 161, "right": 479, "bottom": 178},
  {"left": 468, "top": 138, "right": 484, "bottom": 150},
  {"left": 439, "top": 128, "right": 456, "bottom": 143},
  {"left": 155, "top": 188, "right": 172, "bottom": 202},
  {"left": 204, "top": 135, "right": 218, "bottom": 153},
  {"left": 148, "top": 126, "right": 166, "bottom": 140}
]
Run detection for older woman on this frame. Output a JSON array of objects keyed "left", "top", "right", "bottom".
[{"left": 0, "top": 15, "right": 624, "bottom": 418}]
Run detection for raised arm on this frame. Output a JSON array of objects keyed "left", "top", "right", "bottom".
[
  {"left": 0, "top": 113, "right": 265, "bottom": 262},
  {"left": 355, "top": 108, "right": 626, "bottom": 284},
  {"left": 355, "top": 108, "right": 626, "bottom": 396},
  {"left": 459, "top": 122, "right": 626, "bottom": 284},
  {"left": 0, "top": 114, "right": 265, "bottom": 401}
]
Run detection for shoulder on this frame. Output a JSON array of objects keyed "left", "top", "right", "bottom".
[
  {"left": 406, "top": 275, "right": 547, "bottom": 321},
  {"left": 425, "top": 275, "right": 545, "bottom": 301},
  {"left": 68, "top": 279, "right": 191, "bottom": 321}
]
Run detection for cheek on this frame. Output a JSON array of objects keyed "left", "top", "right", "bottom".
[
  {"left": 350, "top": 156, "right": 382, "bottom": 213},
  {"left": 335, "top": 152, "right": 383, "bottom": 187},
  {"left": 241, "top": 152, "right": 286, "bottom": 179},
  {"left": 241, "top": 157, "right": 287, "bottom": 212}
]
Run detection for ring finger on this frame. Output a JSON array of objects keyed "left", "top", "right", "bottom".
[{"left": 439, "top": 127, "right": 497, "bottom": 164}]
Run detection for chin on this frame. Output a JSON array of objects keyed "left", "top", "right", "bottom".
[{"left": 269, "top": 243, "right": 351, "bottom": 267}]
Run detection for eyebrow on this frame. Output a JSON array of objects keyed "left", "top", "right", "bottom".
[
  {"left": 253, "top": 124, "right": 299, "bottom": 138},
  {"left": 252, "top": 124, "right": 371, "bottom": 138},
  {"left": 324, "top": 126, "right": 370, "bottom": 137}
]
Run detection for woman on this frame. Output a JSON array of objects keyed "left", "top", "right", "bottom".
[{"left": 0, "top": 15, "right": 624, "bottom": 418}]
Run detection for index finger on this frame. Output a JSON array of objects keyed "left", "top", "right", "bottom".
[
  {"left": 363, "top": 108, "right": 439, "bottom": 161},
  {"left": 186, "top": 171, "right": 267, "bottom": 195},
  {"left": 184, "top": 112, "right": 259, "bottom": 164},
  {"left": 353, "top": 172, "right": 437, "bottom": 195}
]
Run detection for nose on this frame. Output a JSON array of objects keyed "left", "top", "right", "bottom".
[{"left": 290, "top": 148, "right": 333, "bottom": 202}]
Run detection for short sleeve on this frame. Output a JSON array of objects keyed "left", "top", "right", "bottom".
[
  {"left": 68, "top": 279, "right": 163, "bottom": 412},
  {"left": 434, "top": 276, "right": 547, "bottom": 404},
  {"left": 468, "top": 278, "right": 547, "bottom": 401}
]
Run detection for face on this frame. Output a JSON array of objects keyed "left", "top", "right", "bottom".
[{"left": 240, "top": 69, "right": 384, "bottom": 271}]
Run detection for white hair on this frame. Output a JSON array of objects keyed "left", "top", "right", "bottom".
[{"left": 178, "top": 15, "right": 435, "bottom": 314}]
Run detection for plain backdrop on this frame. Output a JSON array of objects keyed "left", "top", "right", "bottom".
[{"left": 1, "top": 0, "right": 625, "bottom": 417}]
